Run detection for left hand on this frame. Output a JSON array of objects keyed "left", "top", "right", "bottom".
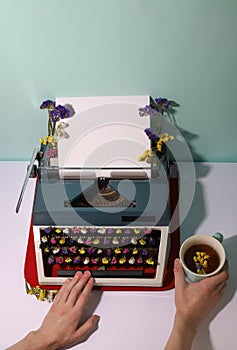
[{"left": 35, "top": 270, "right": 100, "bottom": 349}]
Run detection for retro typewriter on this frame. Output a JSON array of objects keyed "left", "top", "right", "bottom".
[{"left": 17, "top": 96, "right": 180, "bottom": 291}]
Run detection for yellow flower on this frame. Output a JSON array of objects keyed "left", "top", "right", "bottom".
[
  {"left": 160, "top": 133, "right": 174, "bottom": 142},
  {"left": 38, "top": 288, "right": 46, "bottom": 301},
  {"left": 138, "top": 149, "right": 153, "bottom": 163},
  {"left": 157, "top": 139, "right": 163, "bottom": 152},
  {"left": 102, "top": 257, "right": 109, "bottom": 264}
]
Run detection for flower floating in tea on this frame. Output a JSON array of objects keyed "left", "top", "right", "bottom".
[{"left": 193, "top": 251, "right": 210, "bottom": 274}]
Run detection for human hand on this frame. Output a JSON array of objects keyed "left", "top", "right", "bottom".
[
  {"left": 35, "top": 270, "right": 100, "bottom": 350},
  {"left": 173, "top": 258, "right": 228, "bottom": 330}
]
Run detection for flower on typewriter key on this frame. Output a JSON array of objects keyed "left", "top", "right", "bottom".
[
  {"left": 122, "top": 248, "right": 129, "bottom": 254},
  {"left": 69, "top": 246, "right": 77, "bottom": 254},
  {"left": 52, "top": 247, "right": 60, "bottom": 255},
  {"left": 121, "top": 237, "right": 128, "bottom": 244},
  {"left": 146, "top": 257, "right": 155, "bottom": 265},
  {"left": 142, "top": 249, "right": 148, "bottom": 256},
  {"left": 83, "top": 256, "right": 90, "bottom": 265},
  {"left": 81, "top": 228, "right": 88, "bottom": 234},
  {"left": 87, "top": 247, "right": 96, "bottom": 254},
  {"left": 85, "top": 238, "right": 92, "bottom": 245},
  {"left": 73, "top": 256, "right": 81, "bottom": 264},
  {"left": 124, "top": 229, "right": 131, "bottom": 235},
  {"left": 143, "top": 228, "right": 152, "bottom": 234},
  {"left": 65, "top": 257, "right": 73, "bottom": 264},
  {"left": 93, "top": 238, "right": 100, "bottom": 245},
  {"left": 134, "top": 228, "right": 141, "bottom": 235},
  {"left": 83, "top": 257, "right": 90, "bottom": 265},
  {"left": 132, "top": 247, "right": 138, "bottom": 255},
  {"left": 62, "top": 247, "right": 68, "bottom": 255},
  {"left": 137, "top": 257, "right": 143, "bottom": 264},
  {"left": 72, "top": 226, "right": 81, "bottom": 233},
  {"left": 102, "top": 257, "right": 109, "bottom": 264},
  {"left": 131, "top": 238, "right": 137, "bottom": 245},
  {"left": 50, "top": 237, "right": 57, "bottom": 245},
  {"left": 112, "top": 237, "right": 119, "bottom": 245},
  {"left": 91, "top": 257, "right": 99, "bottom": 265},
  {"left": 48, "top": 256, "right": 55, "bottom": 264},
  {"left": 139, "top": 238, "right": 146, "bottom": 246},
  {"left": 79, "top": 247, "right": 86, "bottom": 254},
  {"left": 103, "top": 237, "right": 111, "bottom": 245},
  {"left": 114, "top": 247, "right": 121, "bottom": 254},
  {"left": 98, "top": 228, "right": 106, "bottom": 234},
  {"left": 59, "top": 237, "right": 66, "bottom": 245},
  {"left": 41, "top": 235, "right": 48, "bottom": 243},
  {"left": 119, "top": 256, "right": 126, "bottom": 264},
  {"left": 111, "top": 256, "right": 117, "bottom": 264},
  {"left": 129, "top": 257, "right": 135, "bottom": 265},
  {"left": 56, "top": 256, "right": 64, "bottom": 264}
]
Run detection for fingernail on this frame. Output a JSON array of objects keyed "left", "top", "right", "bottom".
[
  {"left": 84, "top": 270, "right": 91, "bottom": 277},
  {"left": 93, "top": 315, "right": 100, "bottom": 325},
  {"left": 173, "top": 259, "right": 180, "bottom": 272}
]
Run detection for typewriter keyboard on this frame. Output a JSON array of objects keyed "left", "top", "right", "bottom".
[{"left": 39, "top": 226, "right": 161, "bottom": 278}]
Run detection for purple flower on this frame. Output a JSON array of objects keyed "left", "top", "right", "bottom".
[
  {"left": 87, "top": 247, "right": 96, "bottom": 254},
  {"left": 40, "top": 100, "right": 56, "bottom": 110},
  {"left": 139, "top": 105, "right": 157, "bottom": 117},
  {"left": 49, "top": 105, "right": 70, "bottom": 122},
  {"left": 48, "top": 256, "right": 55, "bottom": 264},
  {"left": 144, "top": 128, "right": 158, "bottom": 141},
  {"left": 154, "top": 97, "right": 170, "bottom": 110},
  {"left": 73, "top": 256, "right": 81, "bottom": 264},
  {"left": 44, "top": 227, "right": 51, "bottom": 234}
]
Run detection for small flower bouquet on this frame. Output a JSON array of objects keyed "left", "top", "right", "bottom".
[
  {"left": 40, "top": 100, "right": 72, "bottom": 158},
  {"left": 138, "top": 97, "right": 175, "bottom": 166}
]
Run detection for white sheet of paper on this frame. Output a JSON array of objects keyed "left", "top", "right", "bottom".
[{"left": 55, "top": 96, "right": 150, "bottom": 169}]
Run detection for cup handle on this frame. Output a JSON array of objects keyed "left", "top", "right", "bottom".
[{"left": 212, "top": 232, "right": 223, "bottom": 243}]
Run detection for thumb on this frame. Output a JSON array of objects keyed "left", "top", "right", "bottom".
[
  {"left": 173, "top": 258, "right": 186, "bottom": 291},
  {"left": 75, "top": 314, "right": 100, "bottom": 343}
]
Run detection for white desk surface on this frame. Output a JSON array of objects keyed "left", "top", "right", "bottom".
[{"left": 0, "top": 162, "right": 236, "bottom": 350}]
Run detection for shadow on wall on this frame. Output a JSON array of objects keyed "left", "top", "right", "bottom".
[{"left": 165, "top": 101, "right": 210, "bottom": 239}]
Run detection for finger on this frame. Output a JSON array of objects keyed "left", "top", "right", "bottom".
[
  {"left": 74, "top": 315, "right": 100, "bottom": 343},
  {"left": 55, "top": 271, "right": 83, "bottom": 305},
  {"left": 204, "top": 270, "right": 229, "bottom": 289},
  {"left": 173, "top": 258, "right": 186, "bottom": 292},
  {"left": 67, "top": 270, "right": 92, "bottom": 307},
  {"left": 74, "top": 276, "right": 94, "bottom": 311}
]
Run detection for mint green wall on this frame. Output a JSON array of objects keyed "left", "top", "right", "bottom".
[{"left": 0, "top": 0, "right": 236, "bottom": 161}]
